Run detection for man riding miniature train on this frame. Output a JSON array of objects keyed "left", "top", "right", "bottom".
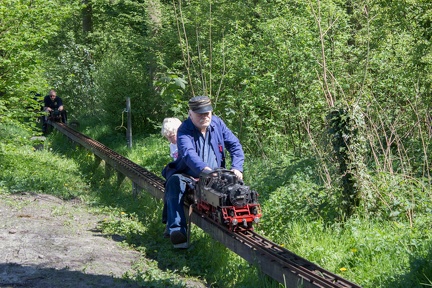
[
  {"left": 42, "top": 89, "right": 67, "bottom": 132},
  {"left": 162, "top": 96, "right": 245, "bottom": 249}
]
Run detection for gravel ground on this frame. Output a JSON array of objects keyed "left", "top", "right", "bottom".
[{"left": 0, "top": 192, "right": 207, "bottom": 288}]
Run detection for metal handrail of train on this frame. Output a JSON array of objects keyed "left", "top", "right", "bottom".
[{"left": 51, "top": 122, "right": 362, "bottom": 288}]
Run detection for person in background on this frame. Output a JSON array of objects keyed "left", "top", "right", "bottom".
[
  {"left": 42, "top": 89, "right": 67, "bottom": 132},
  {"left": 161, "top": 117, "right": 183, "bottom": 161},
  {"left": 160, "top": 117, "right": 182, "bottom": 237},
  {"left": 162, "top": 96, "right": 244, "bottom": 248}
]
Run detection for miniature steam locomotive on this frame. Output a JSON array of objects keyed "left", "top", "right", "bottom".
[
  {"left": 48, "top": 108, "right": 67, "bottom": 123},
  {"left": 190, "top": 168, "right": 262, "bottom": 231}
]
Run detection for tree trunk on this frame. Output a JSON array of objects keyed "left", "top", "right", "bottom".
[{"left": 82, "top": 0, "right": 92, "bottom": 33}]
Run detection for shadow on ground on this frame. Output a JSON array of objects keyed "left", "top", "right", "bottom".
[{"left": 0, "top": 262, "right": 145, "bottom": 288}]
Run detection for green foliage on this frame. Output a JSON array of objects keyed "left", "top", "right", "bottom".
[
  {"left": 2, "top": 120, "right": 432, "bottom": 287},
  {"left": 326, "top": 104, "right": 367, "bottom": 216},
  {"left": 0, "top": 122, "right": 34, "bottom": 146},
  {"left": 245, "top": 154, "right": 341, "bottom": 233},
  {"left": 93, "top": 53, "right": 163, "bottom": 132},
  {"left": 2, "top": 0, "right": 432, "bottom": 286},
  {"left": 246, "top": 153, "right": 431, "bottom": 287},
  {"left": 43, "top": 33, "right": 96, "bottom": 118},
  {"left": 0, "top": 0, "right": 79, "bottom": 131},
  {"left": 153, "top": 73, "right": 188, "bottom": 117},
  {"left": 85, "top": 0, "right": 187, "bottom": 131},
  {"left": 0, "top": 124, "right": 88, "bottom": 199},
  {"left": 271, "top": 218, "right": 432, "bottom": 288},
  {"left": 129, "top": 135, "right": 173, "bottom": 177},
  {"left": 98, "top": 210, "right": 148, "bottom": 243},
  {"left": 361, "top": 172, "right": 432, "bottom": 223}
]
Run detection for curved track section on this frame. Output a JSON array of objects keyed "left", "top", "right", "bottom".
[{"left": 52, "top": 122, "right": 362, "bottom": 288}]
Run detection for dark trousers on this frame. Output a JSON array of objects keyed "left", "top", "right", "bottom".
[{"left": 164, "top": 174, "right": 195, "bottom": 236}]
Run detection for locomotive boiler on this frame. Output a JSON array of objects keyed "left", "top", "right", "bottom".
[{"left": 191, "top": 168, "right": 262, "bottom": 231}]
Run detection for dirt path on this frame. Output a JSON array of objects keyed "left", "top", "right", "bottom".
[{"left": 0, "top": 192, "right": 206, "bottom": 288}]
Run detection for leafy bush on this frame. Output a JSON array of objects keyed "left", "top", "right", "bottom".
[
  {"left": 93, "top": 52, "right": 163, "bottom": 133},
  {"left": 360, "top": 172, "right": 432, "bottom": 224}
]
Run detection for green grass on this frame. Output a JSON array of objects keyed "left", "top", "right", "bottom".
[
  {"left": 1, "top": 121, "right": 431, "bottom": 288},
  {"left": 265, "top": 218, "right": 432, "bottom": 288},
  {"left": 244, "top": 154, "right": 432, "bottom": 288}
]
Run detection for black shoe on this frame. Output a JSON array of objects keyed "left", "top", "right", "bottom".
[{"left": 170, "top": 230, "right": 188, "bottom": 249}]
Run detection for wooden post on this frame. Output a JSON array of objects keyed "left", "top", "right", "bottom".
[
  {"left": 94, "top": 155, "right": 102, "bottom": 168},
  {"left": 117, "top": 172, "right": 126, "bottom": 186},
  {"left": 105, "top": 163, "right": 113, "bottom": 179},
  {"left": 132, "top": 182, "right": 142, "bottom": 198},
  {"left": 126, "top": 97, "right": 132, "bottom": 149}
]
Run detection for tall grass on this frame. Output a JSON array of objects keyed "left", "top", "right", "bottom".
[
  {"left": 2, "top": 120, "right": 431, "bottom": 287},
  {"left": 245, "top": 149, "right": 432, "bottom": 287},
  {"left": 0, "top": 122, "right": 280, "bottom": 287}
]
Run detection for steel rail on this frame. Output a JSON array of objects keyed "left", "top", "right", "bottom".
[
  {"left": 192, "top": 213, "right": 361, "bottom": 288},
  {"left": 51, "top": 122, "right": 362, "bottom": 288}
]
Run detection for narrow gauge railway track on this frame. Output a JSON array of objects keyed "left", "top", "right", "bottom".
[
  {"left": 235, "top": 231, "right": 359, "bottom": 288},
  {"left": 195, "top": 215, "right": 361, "bottom": 288},
  {"left": 52, "top": 122, "right": 165, "bottom": 200},
  {"left": 52, "top": 122, "right": 362, "bottom": 288}
]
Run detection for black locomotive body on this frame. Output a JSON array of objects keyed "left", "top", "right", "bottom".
[
  {"left": 192, "top": 168, "right": 262, "bottom": 231},
  {"left": 48, "top": 108, "right": 67, "bottom": 123},
  {"left": 42, "top": 108, "right": 68, "bottom": 134}
]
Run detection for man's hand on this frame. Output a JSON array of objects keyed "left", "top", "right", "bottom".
[
  {"left": 231, "top": 169, "right": 243, "bottom": 180},
  {"left": 196, "top": 166, "right": 213, "bottom": 181}
]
